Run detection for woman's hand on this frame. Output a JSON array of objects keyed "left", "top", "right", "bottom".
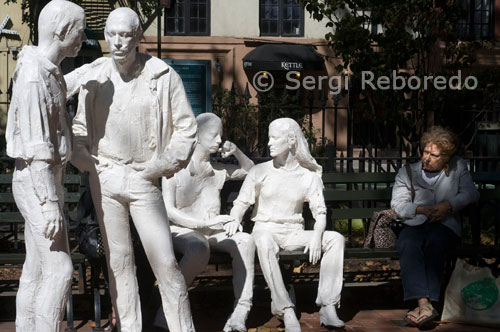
[
  {"left": 223, "top": 221, "right": 242, "bottom": 237},
  {"left": 429, "top": 201, "right": 452, "bottom": 221},
  {"left": 304, "top": 233, "right": 322, "bottom": 265}
]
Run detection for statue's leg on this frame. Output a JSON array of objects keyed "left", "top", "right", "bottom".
[
  {"left": 13, "top": 165, "right": 73, "bottom": 332},
  {"left": 172, "top": 226, "right": 210, "bottom": 286},
  {"left": 209, "top": 231, "right": 255, "bottom": 332},
  {"left": 130, "top": 190, "right": 195, "bottom": 332},
  {"left": 315, "top": 231, "right": 344, "bottom": 307},
  {"left": 99, "top": 194, "right": 141, "bottom": 332},
  {"left": 252, "top": 230, "right": 295, "bottom": 318},
  {"left": 15, "top": 218, "right": 40, "bottom": 332},
  {"left": 316, "top": 231, "right": 345, "bottom": 328}
]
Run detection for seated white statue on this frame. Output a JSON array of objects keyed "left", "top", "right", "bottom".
[
  {"left": 229, "top": 118, "right": 345, "bottom": 331},
  {"left": 162, "top": 113, "right": 256, "bottom": 332}
]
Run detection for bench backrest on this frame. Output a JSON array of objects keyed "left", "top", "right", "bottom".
[
  {"left": 0, "top": 173, "right": 86, "bottom": 250},
  {"left": 321, "top": 171, "right": 500, "bottom": 247}
]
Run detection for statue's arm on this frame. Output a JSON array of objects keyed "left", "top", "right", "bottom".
[
  {"left": 161, "top": 177, "right": 228, "bottom": 229},
  {"left": 14, "top": 79, "right": 62, "bottom": 239},
  {"left": 229, "top": 171, "right": 256, "bottom": 224},
  {"left": 162, "top": 71, "right": 197, "bottom": 177},
  {"left": 304, "top": 174, "right": 328, "bottom": 264},
  {"left": 70, "top": 91, "right": 94, "bottom": 173},
  {"left": 215, "top": 141, "right": 255, "bottom": 180}
]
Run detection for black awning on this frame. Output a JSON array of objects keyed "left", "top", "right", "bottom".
[{"left": 242, "top": 44, "right": 325, "bottom": 71}]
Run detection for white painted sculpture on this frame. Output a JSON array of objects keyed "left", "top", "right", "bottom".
[
  {"left": 5, "top": 1, "right": 86, "bottom": 331},
  {"left": 161, "top": 113, "right": 255, "bottom": 332},
  {"left": 65, "top": 7, "right": 197, "bottom": 332},
  {"left": 229, "top": 118, "right": 346, "bottom": 331}
]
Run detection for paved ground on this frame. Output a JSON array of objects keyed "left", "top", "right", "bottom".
[
  {"left": 0, "top": 308, "right": 498, "bottom": 332},
  {"left": 1, "top": 279, "right": 498, "bottom": 332}
]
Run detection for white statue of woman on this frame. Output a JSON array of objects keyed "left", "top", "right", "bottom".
[
  {"left": 162, "top": 113, "right": 255, "bottom": 332},
  {"left": 5, "top": 1, "right": 86, "bottom": 331},
  {"left": 229, "top": 118, "right": 345, "bottom": 331}
]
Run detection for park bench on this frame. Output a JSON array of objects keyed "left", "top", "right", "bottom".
[
  {"left": 265, "top": 170, "right": 500, "bottom": 284},
  {"left": 215, "top": 169, "right": 500, "bottom": 282}
]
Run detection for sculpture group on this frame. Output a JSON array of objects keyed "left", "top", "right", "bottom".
[{"left": 6, "top": 1, "right": 480, "bottom": 332}]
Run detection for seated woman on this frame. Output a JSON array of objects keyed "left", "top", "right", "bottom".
[
  {"left": 162, "top": 113, "right": 255, "bottom": 332},
  {"left": 229, "top": 118, "right": 345, "bottom": 331},
  {"left": 391, "top": 126, "right": 479, "bottom": 328}
]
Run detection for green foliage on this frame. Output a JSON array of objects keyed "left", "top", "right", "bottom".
[
  {"left": 212, "top": 86, "right": 259, "bottom": 156},
  {"left": 212, "top": 86, "right": 320, "bottom": 156},
  {"left": 300, "top": 0, "right": 497, "bottom": 149},
  {"left": 3, "top": 0, "right": 160, "bottom": 43}
]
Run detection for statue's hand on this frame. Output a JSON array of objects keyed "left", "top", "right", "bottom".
[
  {"left": 223, "top": 221, "right": 242, "bottom": 237},
  {"left": 131, "top": 160, "right": 163, "bottom": 181},
  {"left": 42, "top": 201, "right": 63, "bottom": 241},
  {"left": 220, "top": 141, "right": 238, "bottom": 158},
  {"left": 304, "top": 234, "right": 322, "bottom": 265},
  {"left": 205, "top": 215, "right": 234, "bottom": 227},
  {"left": 70, "top": 147, "right": 95, "bottom": 173}
]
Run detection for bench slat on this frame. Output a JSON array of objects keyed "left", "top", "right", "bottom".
[
  {"left": 0, "top": 252, "right": 87, "bottom": 265},
  {"left": 323, "top": 172, "right": 397, "bottom": 184},
  {"left": 0, "top": 192, "right": 81, "bottom": 204},
  {"left": 324, "top": 188, "right": 393, "bottom": 201},
  {"left": 0, "top": 174, "right": 82, "bottom": 184},
  {"left": 331, "top": 207, "right": 386, "bottom": 220}
]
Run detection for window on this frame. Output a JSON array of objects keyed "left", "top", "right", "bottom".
[
  {"left": 457, "top": 0, "right": 495, "bottom": 40},
  {"left": 164, "top": 0, "right": 210, "bottom": 36},
  {"left": 260, "top": 0, "right": 304, "bottom": 37}
]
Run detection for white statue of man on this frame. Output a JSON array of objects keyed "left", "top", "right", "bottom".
[
  {"left": 161, "top": 113, "right": 255, "bottom": 332},
  {"left": 65, "top": 7, "right": 197, "bottom": 332},
  {"left": 5, "top": 1, "right": 86, "bottom": 331},
  {"left": 229, "top": 118, "right": 345, "bottom": 331}
]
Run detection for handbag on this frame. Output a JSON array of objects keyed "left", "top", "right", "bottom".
[
  {"left": 75, "top": 187, "right": 105, "bottom": 261},
  {"left": 363, "top": 164, "right": 414, "bottom": 249},
  {"left": 442, "top": 259, "right": 500, "bottom": 327}
]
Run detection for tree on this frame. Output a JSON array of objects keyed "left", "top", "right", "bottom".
[
  {"left": 3, "top": 0, "right": 160, "bottom": 44},
  {"left": 300, "top": 0, "right": 495, "bottom": 153}
]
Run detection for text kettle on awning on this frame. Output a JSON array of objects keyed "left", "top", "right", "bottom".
[{"left": 242, "top": 44, "right": 325, "bottom": 72}]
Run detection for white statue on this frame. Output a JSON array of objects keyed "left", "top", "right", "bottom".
[
  {"left": 161, "top": 113, "right": 255, "bottom": 332},
  {"left": 229, "top": 118, "right": 345, "bottom": 331},
  {"left": 65, "top": 7, "right": 197, "bottom": 332},
  {"left": 5, "top": 1, "right": 86, "bottom": 331}
]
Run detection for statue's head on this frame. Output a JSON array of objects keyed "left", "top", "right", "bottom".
[
  {"left": 105, "top": 7, "right": 142, "bottom": 64},
  {"left": 196, "top": 113, "right": 223, "bottom": 154},
  {"left": 38, "top": 0, "right": 86, "bottom": 58},
  {"left": 268, "top": 118, "right": 322, "bottom": 175}
]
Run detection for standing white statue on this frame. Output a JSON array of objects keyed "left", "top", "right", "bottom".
[
  {"left": 5, "top": 1, "right": 86, "bottom": 331},
  {"left": 161, "top": 113, "right": 255, "bottom": 332},
  {"left": 229, "top": 118, "right": 345, "bottom": 331},
  {"left": 65, "top": 7, "right": 197, "bottom": 332}
]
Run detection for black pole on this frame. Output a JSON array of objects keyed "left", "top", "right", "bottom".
[{"left": 157, "top": 0, "right": 161, "bottom": 59}]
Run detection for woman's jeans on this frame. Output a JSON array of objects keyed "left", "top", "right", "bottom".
[{"left": 397, "top": 222, "right": 460, "bottom": 302}]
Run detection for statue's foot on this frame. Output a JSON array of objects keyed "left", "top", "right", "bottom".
[
  {"left": 319, "top": 304, "right": 345, "bottom": 328},
  {"left": 223, "top": 305, "right": 249, "bottom": 332},
  {"left": 283, "top": 308, "right": 301, "bottom": 332}
]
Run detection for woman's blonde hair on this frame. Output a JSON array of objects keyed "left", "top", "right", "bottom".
[{"left": 421, "top": 126, "right": 458, "bottom": 162}]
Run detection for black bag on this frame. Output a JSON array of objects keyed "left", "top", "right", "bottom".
[
  {"left": 76, "top": 188, "right": 105, "bottom": 260},
  {"left": 363, "top": 164, "right": 414, "bottom": 249}
]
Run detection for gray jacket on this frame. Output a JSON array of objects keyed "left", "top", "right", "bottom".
[{"left": 390, "top": 156, "right": 480, "bottom": 236}]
